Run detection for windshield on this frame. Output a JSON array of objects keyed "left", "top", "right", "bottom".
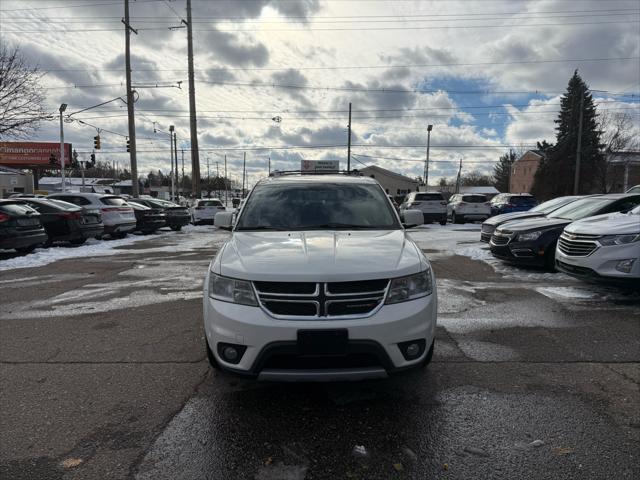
[
  {"left": 235, "top": 182, "right": 401, "bottom": 230},
  {"left": 510, "top": 196, "right": 536, "bottom": 205},
  {"left": 531, "top": 196, "right": 578, "bottom": 213},
  {"left": 630, "top": 205, "right": 640, "bottom": 214},
  {"left": 199, "top": 200, "right": 223, "bottom": 207},
  {"left": 462, "top": 195, "right": 487, "bottom": 203},
  {"left": 548, "top": 197, "right": 614, "bottom": 221}
]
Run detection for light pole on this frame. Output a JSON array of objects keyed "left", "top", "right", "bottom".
[
  {"left": 59, "top": 103, "right": 67, "bottom": 191},
  {"left": 169, "top": 125, "right": 175, "bottom": 201},
  {"left": 424, "top": 124, "right": 433, "bottom": 191}
]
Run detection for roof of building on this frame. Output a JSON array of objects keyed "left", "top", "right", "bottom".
[
  {"left": 262, "top": 173, "right": 378, "bottom": 185},
  {"left": 0, "top": 165, "right": 28, "bottom": 175},
  {"left": 607, "top": 151, "right": 640, "bottom": 164},
  {"left": 358, "top": 165, "right": 419, "bottom": 184},
  {"left": 460, "top": 186, "right": 500, "bottom": 194},
  {"left": 39, "top": 176, "right": 118, "bottom": 185}
]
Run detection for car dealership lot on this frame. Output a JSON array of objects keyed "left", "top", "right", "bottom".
[{"left": 1, "top": 225, "right": 638, "bottom": 479}]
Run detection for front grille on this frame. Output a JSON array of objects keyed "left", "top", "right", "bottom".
[
  {"left": 558, "top": 232, "right": 599, "bottom": 257},
  {"left": 490, "top": 234, "right": 511, "bottom": 246},
  {"left": 254, "top": 280, "right": 389, "bottom": 319}
]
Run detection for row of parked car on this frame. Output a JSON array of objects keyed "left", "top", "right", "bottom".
[
  {"left": 481, "top": 193, "right": 640, "bottom": 285},
  {"left": 400, "top": 191, "right": 539, "bottom": 225},
  {"left": 0, "top": 193, "right": 193, "bottom": 254}
]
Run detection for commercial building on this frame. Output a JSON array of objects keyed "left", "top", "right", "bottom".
[
  {"left": 357, "top": 165, "right": 419, "bottom": 197},
  {"left": 0, "top": 166, "right": 34, "bottom": 198}
]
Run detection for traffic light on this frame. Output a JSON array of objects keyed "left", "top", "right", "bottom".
[
  {"left": 90, "top": 153, "right": 96, "bottom": 165},
  {"left": 126, "top": 138, "right": 131, "bottom": 152},
  {"left": 94, "top": 135, "right": 101, "bottom": 150}
]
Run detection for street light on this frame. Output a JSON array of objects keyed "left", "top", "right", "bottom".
[
  {"left": 59, "top": 104, "right": 67, "bottom": 192},
  {"left": 424, "top": 124, "right": 433, "bottom": 191}
]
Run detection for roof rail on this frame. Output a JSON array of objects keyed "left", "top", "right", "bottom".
[{"left": 268, "top": 169, "right": 361, "bottom": 177}]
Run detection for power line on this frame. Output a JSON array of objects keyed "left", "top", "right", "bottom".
[{"left": 0, "top": 0, "right": 163, "bottom": 12}]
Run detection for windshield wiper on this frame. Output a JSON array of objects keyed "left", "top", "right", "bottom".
[{"left": 291, "top": 223, "right": 377, "bottom": 230}]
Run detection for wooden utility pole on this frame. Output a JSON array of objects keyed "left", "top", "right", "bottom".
[
  {"left": 455, "top": 158, "right": 463, "bottom": 194},
  {"left": 173, "top": 131, "right": 179, "bottom": 199},
  {"left": 185, "top": 0, "right": 201, "bottom": 197},
  {"left": 573, "top": 92, "right": 585, "bottom": 195},
  {"left": 347, "top": 102, "right": 352, "bottom": 172},
  {"left": 224, "top": 154, "right": 228, "bottom": 206},
  {"left": 123, "top": 0, "right": 139, "bottom": 197},
  {"left": 242, "top": 152, "right": 246, "bottom": 197}
]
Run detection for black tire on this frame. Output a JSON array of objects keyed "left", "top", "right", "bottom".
[
  {"left": 112, "top": 232, "right": 127, "bottom": 239},
  {"left": 15, "top": 244, "right": 37, "bottom": 253},
  {"left": 70, "top": 238, "right": 86, "bottom": 246},
  {"left": 422, "top": 340, "right": 435, "bottom": 367},
  {"left": 544, "top": 243, "right": 557, "bottom": 272},
  {"left": 206, "top": 338, "right": 220, "bottom": 369},
  {"left": 170, "top": 225, "right": 182, "bottom": 231},
  {"left": 453, "top": 212, "right": 463, "bottom": 224},
  {"left": 439, "top": 219, "right": 447, "bottom": 226}
]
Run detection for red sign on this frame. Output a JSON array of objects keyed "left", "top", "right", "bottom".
[{"left": 0, "top": 141, "right": 72, "bottom": 168}]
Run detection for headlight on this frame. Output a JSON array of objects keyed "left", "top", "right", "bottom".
[
  {"left": 385, "top": 270, "right": 433, "bottom": 304},
  {"left": 598, "top": 234, "right": 640, "bottom": 246},
  {"left": 517, "top": 230, "right": 542, "bottom": 242},
  {"left": 208, "top": 273, "right": 258, "bottom": 306}
]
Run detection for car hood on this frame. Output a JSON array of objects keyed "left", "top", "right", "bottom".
[
  {"left": 565, "top": 212, "right": 640, "bottom": 235},
  {"left": 214, "top": 230, "right": 426, "bottom": 282},
  {"left": 498, "top": 216, "right": 570, "bottom": 233},
  {"left": 484, "top": 211, "right": 544, "bottom": 226}
]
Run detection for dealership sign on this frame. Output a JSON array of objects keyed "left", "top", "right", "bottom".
[
  {"left": 0, "top": 142, "right": 72, "bottom": 167},
  {"left": 300, "top": 160, "right": 340, "bottom": 172}
]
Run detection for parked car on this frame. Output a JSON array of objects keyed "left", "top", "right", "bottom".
[
  {"left": 447, "top": 194, "right": 491, "bottom": 224},
  {"left": 400, "top": 192, "right": 447, "bottom": 225},
  {"left": 206, "top": 173, "right": 436, "bottom": 381},
  {"left": 13, "top": 197, "right": 104, "bottom": 246},
  {"left": 489, "top": 194, "right": 640, "bottom": 270},
  {"left": 489, "top": 193, "right": 538, "bottom": 216},
  {"left": 192, "top": 198, "right": 226, "bottom": 225},
  {"left": 128, "top": 198, "right": 191, "bottom": 231},
  {"left": 555, "top": 204, "right": 640, "bottom": 285},
  {"left": 129, "top": 202, "right": 166, "bottom": 234},
  {"left": 48, "top": 192, "right": 135, "bottom": 239},
  {"left": 480, "top": 195, "right": 583, "bottom": 242},
  {"left": 626, "top": 185, "right": 640, "bottom": 193},
  {"left": 0, "top": 200, "right": 48, "bottom": 253}
]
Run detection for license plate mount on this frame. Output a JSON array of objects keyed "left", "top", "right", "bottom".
[{"left": 297, "top": 329, "right": 348, "bottom": 355}]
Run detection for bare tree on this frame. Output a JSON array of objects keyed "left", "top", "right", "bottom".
[
  {"left": 0, "top": 45, "right": 50, "bottom": 139},
  {"left": 596, "top": 111, "right": 639, "bottom": 192}
]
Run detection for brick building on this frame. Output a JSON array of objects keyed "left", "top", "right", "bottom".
[{"left": 509, "top": 150, "right": 544, "bottom": 193}]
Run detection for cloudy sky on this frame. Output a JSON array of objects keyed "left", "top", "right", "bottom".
[{"left": 1, "top": 0, "right": 639, "bottom": 187}]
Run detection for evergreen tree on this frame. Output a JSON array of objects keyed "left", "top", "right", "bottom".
[
  {"left": 493, "top": 149, "right": 518, "bottom": 193},
  {"left": 532, "top": 71, "right": 604, "bottom": 199}
]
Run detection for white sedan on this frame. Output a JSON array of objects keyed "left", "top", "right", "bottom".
[{"left": 191, "top": 199, "right": 226, "bottom": 225}]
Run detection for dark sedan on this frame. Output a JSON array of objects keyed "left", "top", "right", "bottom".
[
  {"left": 480, "top": 195, "right": 584, "bottom": 242},
  {"left": 0, "top": 201, "right": 48, "bottom": 253},
  {"left": 130, "top": 202, "right": 166, "bottom": 234},
  {"left": 489, "top": 194, "right": 640, "bottom": 270},
  {"left": 13, "top": 198, "right": 104, "bottom": 246},
  {"left": 128, "top": 198, "right": 191, "bottom": 231}
]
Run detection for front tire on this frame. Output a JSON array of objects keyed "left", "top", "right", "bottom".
[
  {"left": 170, "top": 225, "right": 182, "bottom": 231},
  {"left": 15, "top": 244, "right": 37, "bottom": 253},
  {"left": 544, "top": 243, "right": 557, "bottom": 272},
  {"left": 70, "top": 238, "right": 86, "bottom": 246}
]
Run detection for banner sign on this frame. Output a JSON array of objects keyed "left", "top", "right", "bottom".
[{"left": 0, "top": 142, "right": 72, "bottom": 167}]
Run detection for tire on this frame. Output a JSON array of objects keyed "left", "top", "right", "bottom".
[
  {"left": 422, "top": 340, "right": 435, "bottom": 367},
  {"left": 112, "top": 232, "right": 127, "bottom": 239},
  {"left": 70, "top": 238, "right": 86, "bottom": 246},
  {"left": 15, "top": 244, "right": 37, "bottom": 253},
  {"left": 170, "top": 225, "right": 182, "bottom": 231},
  {"left": 206, "top": 338, "right": 220, "bottom": 369},
  {"left": 544, "top": 243, "right": 557, "bottom": 272},
  {"left": 453, "top": 212, "right": 463, "bottom": 224},
  {"left": 439, "top": 218, "right": 447, "bottom": 226}
]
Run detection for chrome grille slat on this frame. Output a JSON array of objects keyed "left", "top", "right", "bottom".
[{"left": 558, "top": 233, "right": 598, "bottom": 257}]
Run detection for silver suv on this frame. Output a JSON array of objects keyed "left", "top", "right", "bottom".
[{"left": 401, "top": 192, "right": 447, "bottom": 225}]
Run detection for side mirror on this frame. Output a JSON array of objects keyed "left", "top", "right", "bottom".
[
  {"left": 401, "top": 209, "right": 424, "bottom": 228},
  {"left": 214, "top": 211, "right": 234, "bottom": 231}
]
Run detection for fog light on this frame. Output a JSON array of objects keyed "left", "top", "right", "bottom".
[
  {"left": 216, "top": 342, "right": 247, "bottom": 365},
  {"left": 615, "top": 258, "right": 636, "bottom": 274},
  {"left": 398, "top": 339, "right": 426, "bottom": 361}
]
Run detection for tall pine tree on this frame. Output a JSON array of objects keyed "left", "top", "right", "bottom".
[
  {"left": 493, "top": 149, "right": 518, "bottom": 192},
  {"left": 531, "top": 71, "right": 604, "bottom": 199}
]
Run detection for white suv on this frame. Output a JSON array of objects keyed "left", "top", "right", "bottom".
[
  {"left": 556, "top": 204, "right": 640, "bottom": 285},
  {"left": 204, "top": 174, "right": 437, "bottom": 381},
  {"left": 401, "top": 192, "right": 447, "bottom": 225},
  {"left": 447, "top": 194, "right": 491, "bottom": 224},
  {"left": 49, "top": 192, "right": 136, "bottom": 238},
  {"left": 192, "top": 198, "right": 226, "bottom": 225}
]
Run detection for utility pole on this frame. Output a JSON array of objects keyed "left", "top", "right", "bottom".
[
  {"left": 123, "top": 0, "right": 139, "bottom": 197},
  {"left": 268, "top": 156, "right": 271, "bottom": 175},
  {"left": 573, "top": 91, "right": 585, "bottom": 195},
  {"left": 224, "top": 154, "right": 228, "bottom": 207},
  {"left": 169, "top": 125, "right": 175, "bottom": 201},
  {"left": 173, "top": 131, "right": 179, "bottom": 199},
  {"left": 181, "top": 149, "right": 185, "bottom": 195},
  {"left": 424, "top": 124, "right": 433, "bottom": 190},
  {"left": 242, "top": 152, "right": 246, "bottom": 197},
  {"left": 58, "top": 103, "right": 67, "bottom": 191},
  {"left": 185, "top": 0, "right": 201, "bottom": 197},
  {"left": 347, "top": 102, "right": 352, "bottom": 172},
  {"left": 216, "top": 161, "right": 219, "bottom": 178},
  {"left": 206, "top": 156, "right": 210, "bottom": 184},
  {"left": 455, "top": 158, "right": 463, "bottom": 194}
]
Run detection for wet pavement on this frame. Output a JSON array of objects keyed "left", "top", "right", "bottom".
[{"left": 1, "top": 224, "right": 638, "bottom": 479}]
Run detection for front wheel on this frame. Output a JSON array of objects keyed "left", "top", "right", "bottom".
[
  {"left": 15, "top": 244, "right": 37, "bottom": 253},
  {"left": 439, "top": 218, "right": 447, "bottom": 226},
  {"left": 112, "top": 232, "right": 127, "bottom": 239},
  {"left": 70, "top": 238, "right": 86, "bottom": 246},
  {"left": 544, "top": 243, "right": 557, "bottom": 272},
  {"left": 170, "top": 225, "right": 182, "bottom": 231}
]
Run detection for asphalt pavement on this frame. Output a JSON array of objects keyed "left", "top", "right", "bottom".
[{"left": 1, "top": 225, "right": 638, "bottom": 479}]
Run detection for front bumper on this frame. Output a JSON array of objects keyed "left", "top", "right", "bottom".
[
  {"left": 203, "top": 293, "right": 437, "bottom": 381},
  {"left": 490, "top": 241, "right": 546, "bottom": 267},
  {"left": 0, "top": 231, "right": 48, "bottom": 250},
  {"left": 556, "top": 244, "right": 640, "bottom": 284}
]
